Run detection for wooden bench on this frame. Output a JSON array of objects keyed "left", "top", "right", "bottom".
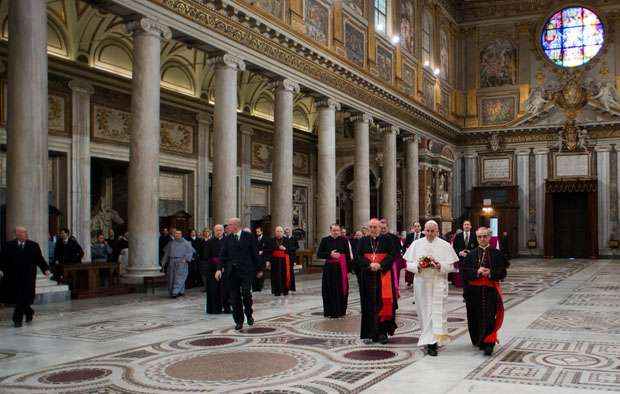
[
  {"left": 57, "top": 262, "right": 122, "bottom": 299},
  {"left": 295, "top": 249, "right": 314, "bottom": 273}
]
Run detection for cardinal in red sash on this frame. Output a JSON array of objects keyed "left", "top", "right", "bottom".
[
  {"left": 355, "top": 218, "right": 398, "bottom": 344},
  {"left": 461, "top": 227, "right": 508, "bottom": 356}
]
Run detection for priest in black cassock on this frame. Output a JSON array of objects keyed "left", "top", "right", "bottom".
[
  {"left": 316, "top": 224, "right": 352, "bottom": 318},
  {"left": 356, "top": 218, "right": 397, "bottom": 344},
  {"left": 380, "top": 219, "right": 405, "bottom": 292},
  {"left": 284, "top": 227, "right": 299, "bottom": 292},
  {"left": 270, "top": 226, "right": 294, "bottom": 296},
  {"left": 461, "top": 227, "right": 508, "bottom": 356},
  {"left": 252, "top": 226, "right": 273, "bottom": 292},
  {"left": 201, "top": 224, "right": 230, "bottom": 314},
  {"left": 0, "top": 227, "right": 51, "bottom": 327}
]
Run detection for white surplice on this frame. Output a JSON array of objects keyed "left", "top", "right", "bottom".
[{"left": 403, "top": 236, "right": 459, "bottom": 346}]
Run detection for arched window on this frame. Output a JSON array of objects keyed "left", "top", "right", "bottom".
[
  {"left": 422, "top": 9, "right": 433, "bottom": 65},
  {"left": 374, "top": 0, "right": 388, "bottom": 36}
]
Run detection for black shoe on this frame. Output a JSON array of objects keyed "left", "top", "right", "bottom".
[
  {"left": 371, "top": 335, "right": 380, "bottom": 343},
  {"left": 378, "top": 334, "right": 388, "bottom": 344},
  {"left": 247, "top": 316, "right": 254, "bottom": 326},
  {"left": 484, "top": 345, "right": 494, "bottom": 356},
  {"left": 427, "top": 344, "right": 438, "bottom": 356},
  {"left": 171, "top": 295, "right": 178, "bottom": 299},
  {"left": 235, "top": 323, "right": 243, "bottom": 331},
  {"left": 25, "top": 315, "right": 33, "bottom": 323},
  {"left": 14, "top": 322, "right": 22, "bottom": 328}
]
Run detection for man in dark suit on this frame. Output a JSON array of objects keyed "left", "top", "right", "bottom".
[
  {"left": 217, "top": 217, "right": 264, "bottom": 330},
  {"left": 54, "top": 228, "right": 84, "bottom": 265},
  {"left": 0, "top": 227, "right": 51, "bottom": 327},
  {"left": 453, "top": 220, "right": 478, "bottom": 301},
  {"left": 404, "top": 222, "right": 424, "bottom": 287},
  {"left": 253, "top": 226, "right": 273, "bottom": 292}
]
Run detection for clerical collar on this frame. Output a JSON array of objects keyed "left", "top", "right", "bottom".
[{"left": 479, "top": 244, "right": 490, "bottom": 250}]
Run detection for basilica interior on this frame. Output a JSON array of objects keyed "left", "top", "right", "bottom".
[{"left": 0, "top": 0, "right": 619, "bottom": 393}]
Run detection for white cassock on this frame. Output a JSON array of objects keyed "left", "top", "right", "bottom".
[{"left": 403, "top": 236, "right": 458, "bottom": 346}]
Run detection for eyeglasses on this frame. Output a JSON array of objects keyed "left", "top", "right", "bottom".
[{"left": 477, "top": 235, "right": 490, "bottom": 238}]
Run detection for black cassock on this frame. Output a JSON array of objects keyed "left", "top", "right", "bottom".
[
  {"left": 461, "top": 246, "right": 508, "bottom": 347},
  {"left": 253, "top": 235, "right": 274, "bottom": 292},
  {"left": 316, "top": 235, "right": 352, "bottom": 318},
  {"left": 201, "top": 237, "right": 230, "bottom": 314},
  {"left": 355, "top": 235, "right": 398, "bottom": 340},
  {"left": 0, "top": 239, "right": 50, "bottom": 324},
  {"left": 285, "top": 236, "right": 299, "bottom": 291},
  {"left": 271, "top": 237, "right": 295, "bottom": 296}
]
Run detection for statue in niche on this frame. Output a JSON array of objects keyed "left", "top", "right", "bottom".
[
  {"left": 438, "top": 173, "right": 449, "bottom": 204},
  {"left": 425, "top": 185, "right": 433, "bottom": 218},
  {"left": 91, "top": 197, "right": 124, "bottom": 236},
  {"left": 592, "top": 79, "right": 620, "bottom": 112},
  {"left": 524, "top": 86, "right": 549, "bottom": 115}
]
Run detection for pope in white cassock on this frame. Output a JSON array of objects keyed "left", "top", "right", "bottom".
[{"left": 403, "top": 220, "right": 458, "bottom": 356}]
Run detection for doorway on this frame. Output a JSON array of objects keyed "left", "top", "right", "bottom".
[{"left": 553, "top": 193, "right": 588, "bottom": 258}]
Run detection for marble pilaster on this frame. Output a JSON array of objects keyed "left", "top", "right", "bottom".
[
  {"left": 534, "top": 148, "right": 548, "bottom": 255},
  {"left": 271, "top": 79, "right": 299, "bottom": 230},
  {"left": 125, "top": 18, "right": 171, "bottom": 278},
  {"left": 463, "top": 153, "right": 478, "bottom": 210},
  {"left": 209, "top": 53, "right": 245, "bottom": 225},
  {"left": 316, "top": 98, "right": 340, "bottom": 238},
  {"left": 404, "top": 133, "right": 420, "bottom": 226},
  {"left": 516, "top": 149, "right": 530, "bottom": 255},
  {"left": 352, "top": 113, "right": 372, "bottom": 231},
  {"left": 69, "top": 79, "right": 95, "bottom": 262},
  {"left": 382, "top": 125, "right": 398, "bottom": 232},
  {"left": 451, "top": 153, "right": 462, "bottom": 222},
  {"left": 196, "top": 113, "right": 211, "bottom": 230},
  {"left": 6, "top": 0, "right": 49, "bottom": 258},
  {"left": 239, "top": 125, "right": 253, "bottom": 228},
  {"left": 596, "top": 145, "right": 611, "bottom": 256}
]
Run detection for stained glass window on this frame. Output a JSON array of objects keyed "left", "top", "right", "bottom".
[{"left": 541, "top": 7, "right": 604, "bottom": 68}]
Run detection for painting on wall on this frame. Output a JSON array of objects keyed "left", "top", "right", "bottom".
[
  {"left": 376, "top": 45, "right": 393, "bottom": 83},
  {"left": 401, "top": 63, "right": 415, "bottom": 95},
  {"left": 439, "top": 29, "right": 449, "bottom": 78},
  {"left": 480, "top": 38, "right": 516, "bottom": 88},
  {"left": 251, "top": 142, "right": 273, "bottom": 172},
  {"left": 305, "top": 0, "right": 330, "bottom": 46},
  {"left": 254, "top": 0, "right": 283, "bottom": 18},
  {"left": 345, "top": 21, "right": 365, "bottom": 67},
  {"left": 423, "top": 76, "right": 434, "bottom": 108},
  {"left": 292, "top": 186, "right": 308, "bottom": 228},
  {"left": 48, "top": 94, "right": 67, "bottom": 133},
  {"left": 293, "top": 152, "right": 310, "bottom": 176},
  {"left": 440, "top": 88, "right": 450, "bottom": 115},
  {"left": 479, "top": 96, "right": 517, "bottom": 125},
  {"left": 400, "top": 0, "right": 415, "bottom": 55},
  {"left": 343, "top": 0, "right": 364, "bottom": 16}
]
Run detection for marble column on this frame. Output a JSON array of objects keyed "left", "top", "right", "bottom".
[
  {"left": 596, "top": 145, "right": 611, "bottom": 256},
  {"left": 271, "top": 79, "right": 299, "bottom": 230},
  {"left": 196, "top": 112, "right": 210, "bottom": 230},
  {"left": 516, "top": 149, "right": 530, "bottom": 255},
  {"left": 534, "top": 148, "right": 548, "bottom": 255},
  {"left": 239, "top": 125, "right": 253, "bottom": 228},
  {"left": 404, "top": 133, "right": 420, "bottom": 226},
  {"left": 463, "top": 153, "right": 478, "bottom": 210},
  {"left": 69, "top": 79, "right": 95, "bottom": 262},
  {"left": 125, "top": 18, "right": 171, "bottom": 278},
  {"left": 6, "top": 0, "right": 49, "bottom": 258},
  {"left": 209, "top": 54, "right": 245, "bottom": 225},
  {"left": 382, "top": 125, "right": 398, "bottom": 232},
  {"left": 352, "top": 113, "right": 372, "bottom": 231},
  {"left": 451, "top": 153, "right": 463, "bottom": 222},
  {"left": 316, "top": 98, "right": 340, "bottom": 238}
]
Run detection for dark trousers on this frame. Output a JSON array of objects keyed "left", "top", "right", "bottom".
[
  {"left": 13, "top": 303, "right": 34, "bottom": 324},
  {"left": 228, "top": 266, "right": 253, "bottom": 324}
]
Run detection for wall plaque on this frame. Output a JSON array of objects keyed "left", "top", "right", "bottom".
[
  {"left": 553, "top": 153, "right": 591, "bottom": 178},
  {"left": 480, "top": 155, "right": 513, "bottom": 184}
]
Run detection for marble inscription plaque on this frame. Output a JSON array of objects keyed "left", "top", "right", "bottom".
[
  {"left": 482, "top": 158, "right": 510, "bottom": 181},
  {"left": 556, "top": 154, "right": 589, "bottom": 177}
]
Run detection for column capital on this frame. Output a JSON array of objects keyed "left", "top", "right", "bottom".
[
  {"left": 533, "top": 147, "right": 549, "bottom": 155},
  {"left": 240, "top": 124, "right": 254, "bottom": 137},
  {"left": 350, "top": 112, "right": 372, "bottom": 124},
  {"left": 273, "top": 78, "right": 300, "bottom": 93},
  {"left": 125, "top": 17, "right": 171, "bottom": 40},
  {"left": 381, "top": 124, "right": 399, "bottom": 135},
  {"left": 315, "top": 97, "right": 341, "bottom": 110},
  {"left": 402, "top": 132, "right": 421, "bottom": 143},
  {"left": 515, "top": 148, "right": 532, "bottom": 156},
  {"left": 595, "top": 144, "right": 612, "bottom": 152},
  {"left": 68, "top": 79, "right": 95, "bottom": 95},
  {"left": 196, "top": 112, "right": 211, "bottom": 126},
  {"left": 207, "top": 52, "right": 246, "bottom": 71},
  {"left": 464, "top": 152, "right": 478, "bottom": 159}
]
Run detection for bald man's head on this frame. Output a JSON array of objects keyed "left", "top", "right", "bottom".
[
  {"left": 368, "top": 218, "right": 381, "bottom": 237},
  {"left": 424, "top": 220, "right": 439, "bottom": 241},
  {"left": 15, "top": 227, "right": 28, "bottom": 241}
]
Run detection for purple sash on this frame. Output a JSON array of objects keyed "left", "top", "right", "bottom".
[
  {"left": 208, "top": 257, "right": 221, "bottom": 265},
  {"left": 328, "top": 254, "right": 349, "bottom": 295}
]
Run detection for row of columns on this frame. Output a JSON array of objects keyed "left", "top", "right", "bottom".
[{"left": 6, "top": 6, "right": 421, "bottom": 277}]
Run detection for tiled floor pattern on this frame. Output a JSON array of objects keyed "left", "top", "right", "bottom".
[{"left": 1, "top": 259, "right": 618, "bottom": 393}]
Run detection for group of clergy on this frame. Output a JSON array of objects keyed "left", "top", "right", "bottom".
[{"left": 316, "top": 218, "right": 508, "bottom": 356}]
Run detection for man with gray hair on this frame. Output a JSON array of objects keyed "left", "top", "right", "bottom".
[
  {"left": 0, "top": 227, "right": 50, "bottom": 327},
  {"left": 404, "top": 220, "right": 458, "bottom": 356}
]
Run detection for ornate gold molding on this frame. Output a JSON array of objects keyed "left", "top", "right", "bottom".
[{"left": 154, "top": 0, "right": 457, "bottom": 140}]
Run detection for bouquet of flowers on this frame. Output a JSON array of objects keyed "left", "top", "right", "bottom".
[{"left": 418, "top": 256, "right": 438, "bottom": 269}]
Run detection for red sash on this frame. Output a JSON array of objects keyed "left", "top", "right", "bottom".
[
  {"left": 364, "top": 253, "right": 393, "bottom": 322},
  {"left": 328, "top": 254, "right": 349, "bottom": 295},
  {"left": 470, "top": 277, "right": 504, "bottom": 344},
  {"left": 208, "top": 257, "right": 221, "bottom": 265},
  {"left": 272, "top": 250, "right": 291, "bottom": 289}
]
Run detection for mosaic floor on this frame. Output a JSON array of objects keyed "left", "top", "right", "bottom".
[{"left": 0, "top": 259, "right": 618, "bottom": 393}]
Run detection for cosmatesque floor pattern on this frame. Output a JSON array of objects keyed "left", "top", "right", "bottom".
[{"left": 0, "top": 259, "right": 618, "bottom": 393}]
